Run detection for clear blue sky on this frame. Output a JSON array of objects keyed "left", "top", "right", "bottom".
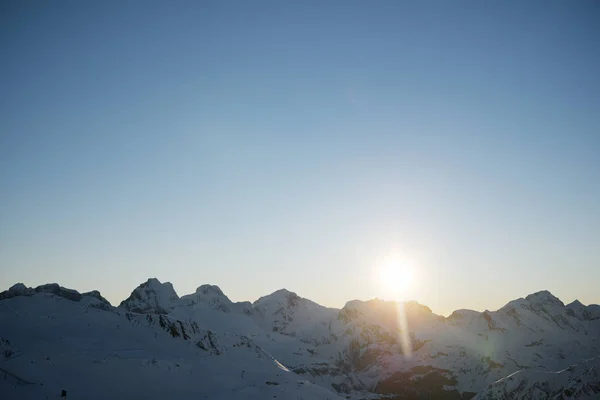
[{"left": 1, "top": 1, "right": 599, "bottom": 315}]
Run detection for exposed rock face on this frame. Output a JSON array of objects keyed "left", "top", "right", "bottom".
[
  {"left": 1, "top": 279, "right": 599, "bottom": 399},
  {"left": 82, "top": 290, "right": 111, "bottom": 305},
  {"left": 525, "top": 290, "right": 565, "bottom": 306},
  {"left": 119, "top": 278, "right": 179, "bottom": 314},
  {"left": 0, "top": 283, "right": 34, "bottom": 300},
  {"left": 0, "top": 283, "right": 116, "bottom": 310},
  {"left": 33, "top": 284, "right": 82, "bottom": 301},
  {"left": 0, "top": 283, "right": 83, "bottom": 302},
  {"left": 566, "top": 300, "right": 600, "bottom": 321}
]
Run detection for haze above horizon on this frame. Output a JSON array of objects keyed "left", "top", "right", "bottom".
[{"left": 1, "top": 1, "right": 599, "bottom": 316}]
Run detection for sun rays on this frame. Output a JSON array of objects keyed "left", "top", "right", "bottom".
[{"left": 373, "top": 251, "right": 419, "bottom": 359}]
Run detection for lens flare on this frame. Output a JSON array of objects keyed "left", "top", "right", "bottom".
[
  {"left": 396, "top": 301, "right": 412, "bottom": 359},
  {"left": 374, "top": 251, "right": 417, "bottom": 359}
]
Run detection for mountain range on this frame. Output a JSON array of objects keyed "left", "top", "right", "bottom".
[{"left": 1, "top": 279, "right": 599, "bottom": 399}]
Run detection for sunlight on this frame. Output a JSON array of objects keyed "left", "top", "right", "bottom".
[
  {"left": 377, "top": 255, "right": 414, "bottom": 300},
  {"left": 373, "top": 251, "right": 416, "bottom": 359}
]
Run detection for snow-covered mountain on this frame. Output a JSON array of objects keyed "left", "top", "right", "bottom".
[
  {"left": 474, "top": 356, "right": 600, "bottom": 399},
  {"left": 1, "top": 280, "right": 598, "bottom": 399},
  {"left": 119, "top": 278, "right": 179, "bottom": 314},
  {"left": 253, "top": 289, "right": 341, "bottom": 345},
  {"left": 0, "top": 282, "right": 341, "bottom": 400}
]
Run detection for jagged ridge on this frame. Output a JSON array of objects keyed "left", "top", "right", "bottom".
[{"left": 1, "top": 280, "right": 599, "bottom": 400}]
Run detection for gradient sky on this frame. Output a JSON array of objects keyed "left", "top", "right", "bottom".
[{"left": 1, "top": 1, "right": 599, "bottom": 316}]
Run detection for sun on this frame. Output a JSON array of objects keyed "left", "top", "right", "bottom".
[{"left": 377, "top": 256, "right": 414, "bottom": 299}]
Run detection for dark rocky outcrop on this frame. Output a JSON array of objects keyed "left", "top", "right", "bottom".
[{"left": 0, "top": 283, "right": 85, "bottom": 302}]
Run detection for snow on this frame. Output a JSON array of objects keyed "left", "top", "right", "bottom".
[
  {"left": 0, "top": 292, "right": 342, "bottom": 400},
  {"left": 119, "top": 278, "right": 179, "bottom": 314},
  {"left": 474, "top": 356, "right": 600, "bottom": 399},
  {"left": 179, "top": 284, "right": 235, "bottom": 313},
  {"left": 1, "top": 279, "right": 599, "bottom": 399},
  {"left": 524, "top": 290, "right": 565, "bottom": 307},
  {"left": 253, "top": 289, "right": 341, "bottom": 345}
]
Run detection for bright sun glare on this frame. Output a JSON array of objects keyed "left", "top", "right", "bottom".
[
  {"left": 374, "top": 252, "right": 416, "bottom": 358},
  {"left": 377, "top": 256, "right": 414, "bottom": 300}
]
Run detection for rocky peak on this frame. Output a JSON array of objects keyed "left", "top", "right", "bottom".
[
  {"left": 524, "top": 290, "right": 564, "bottom": 307},
  {"left": 119, "top": 278, "right": 179, "bottom": 314},
  {"left": 252, "top": 289, "right": 338, "bottom": 341},
  {"left": 565, "top": 299, "right": 600, "bottom": 321},
  {"left": 35, "top": 284, "right": 82, "bottom": 302},
  {"left": 0, "top": 283, "right": 34, "bottom": 300},
  {"left": 0, "top": 283, "right": 84, "bottom": 302},
  {"left": 447, "top": 309, "right": 481, "bottom": 320},
  {"left": 82, "top": 290, "right": 111, "bottom": 306},
  {"left": 566, "top": 299, "right": 584, "bottom": 308},
  {"left": 145, "top": 278, "right": 171, "bottom": 289},
  {"left": 255, "top": 288, "right": 296, "bottom": 303},
  {"left": 195, "top": 284, "right": 225, "bottom": 297},
  {"left": 252, "top": 289, "right": 305, "bottom": 313},
  {"left": 179, "top": 284, "right": 234, "bottom": 313},
  {"left": 9, "top": 283, "right": 28, "bottom": 294}
]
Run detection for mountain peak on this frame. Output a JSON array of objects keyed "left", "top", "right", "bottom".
[
  {"left": 0, "top": 283, "right": 88, "bottom": 302},
  {"left": 525, "top": 290, "right": 564, "bottom": 307},
  {"left": 253, "top": 288, "right": 299, "bottom": 306},
  {"left": 567, "top": 299, "right": 584, "bottom": 308},
  {"left": 270, "top": 288, "right": 297, "bottom": 298},
  {"left": 144, "top": 277, "right": 174, "bottom": 289},
  {"left": 9, "top": 283, "right": 28, "bottom": 293},
  {"left": 565, "top": 299, "right": 600, "bottom": 321},
  {"left": 195, "top": 284, "right": 225, "bottom": 296},
  {"left": 82, "top": 290, "right": 111, "bottom": 306},
  {"left": 179, "top": 284, "right": 233, "bottom": 312},
  {"left": 120, "top": 278, "right": 179, "bottom": 314},
  {"left": 1, "top": 283, "right": 34, "bottom": 300}
]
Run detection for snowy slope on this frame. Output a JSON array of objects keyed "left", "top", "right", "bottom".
[
  {"left": 257, "top": 289, "right": 600, "bottom": 398},
  {"left": 352, "top": 291, "right": 600, "bottom": 397},
  {"left": 253, "top": 289, "right": 342, "bottom": 345},
  {"left": 0, "top": 285, "right": 342, "bottom": 400},
  {"left": 1, "top": 280, "right": 599, "bottom": 399},
  {"left": 474, "top": 356, "right": 600, "bottom": 399}
]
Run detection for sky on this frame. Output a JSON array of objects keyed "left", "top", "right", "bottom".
[{"left": 1, "top": 1, "right": 599, "bottom": 316}]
